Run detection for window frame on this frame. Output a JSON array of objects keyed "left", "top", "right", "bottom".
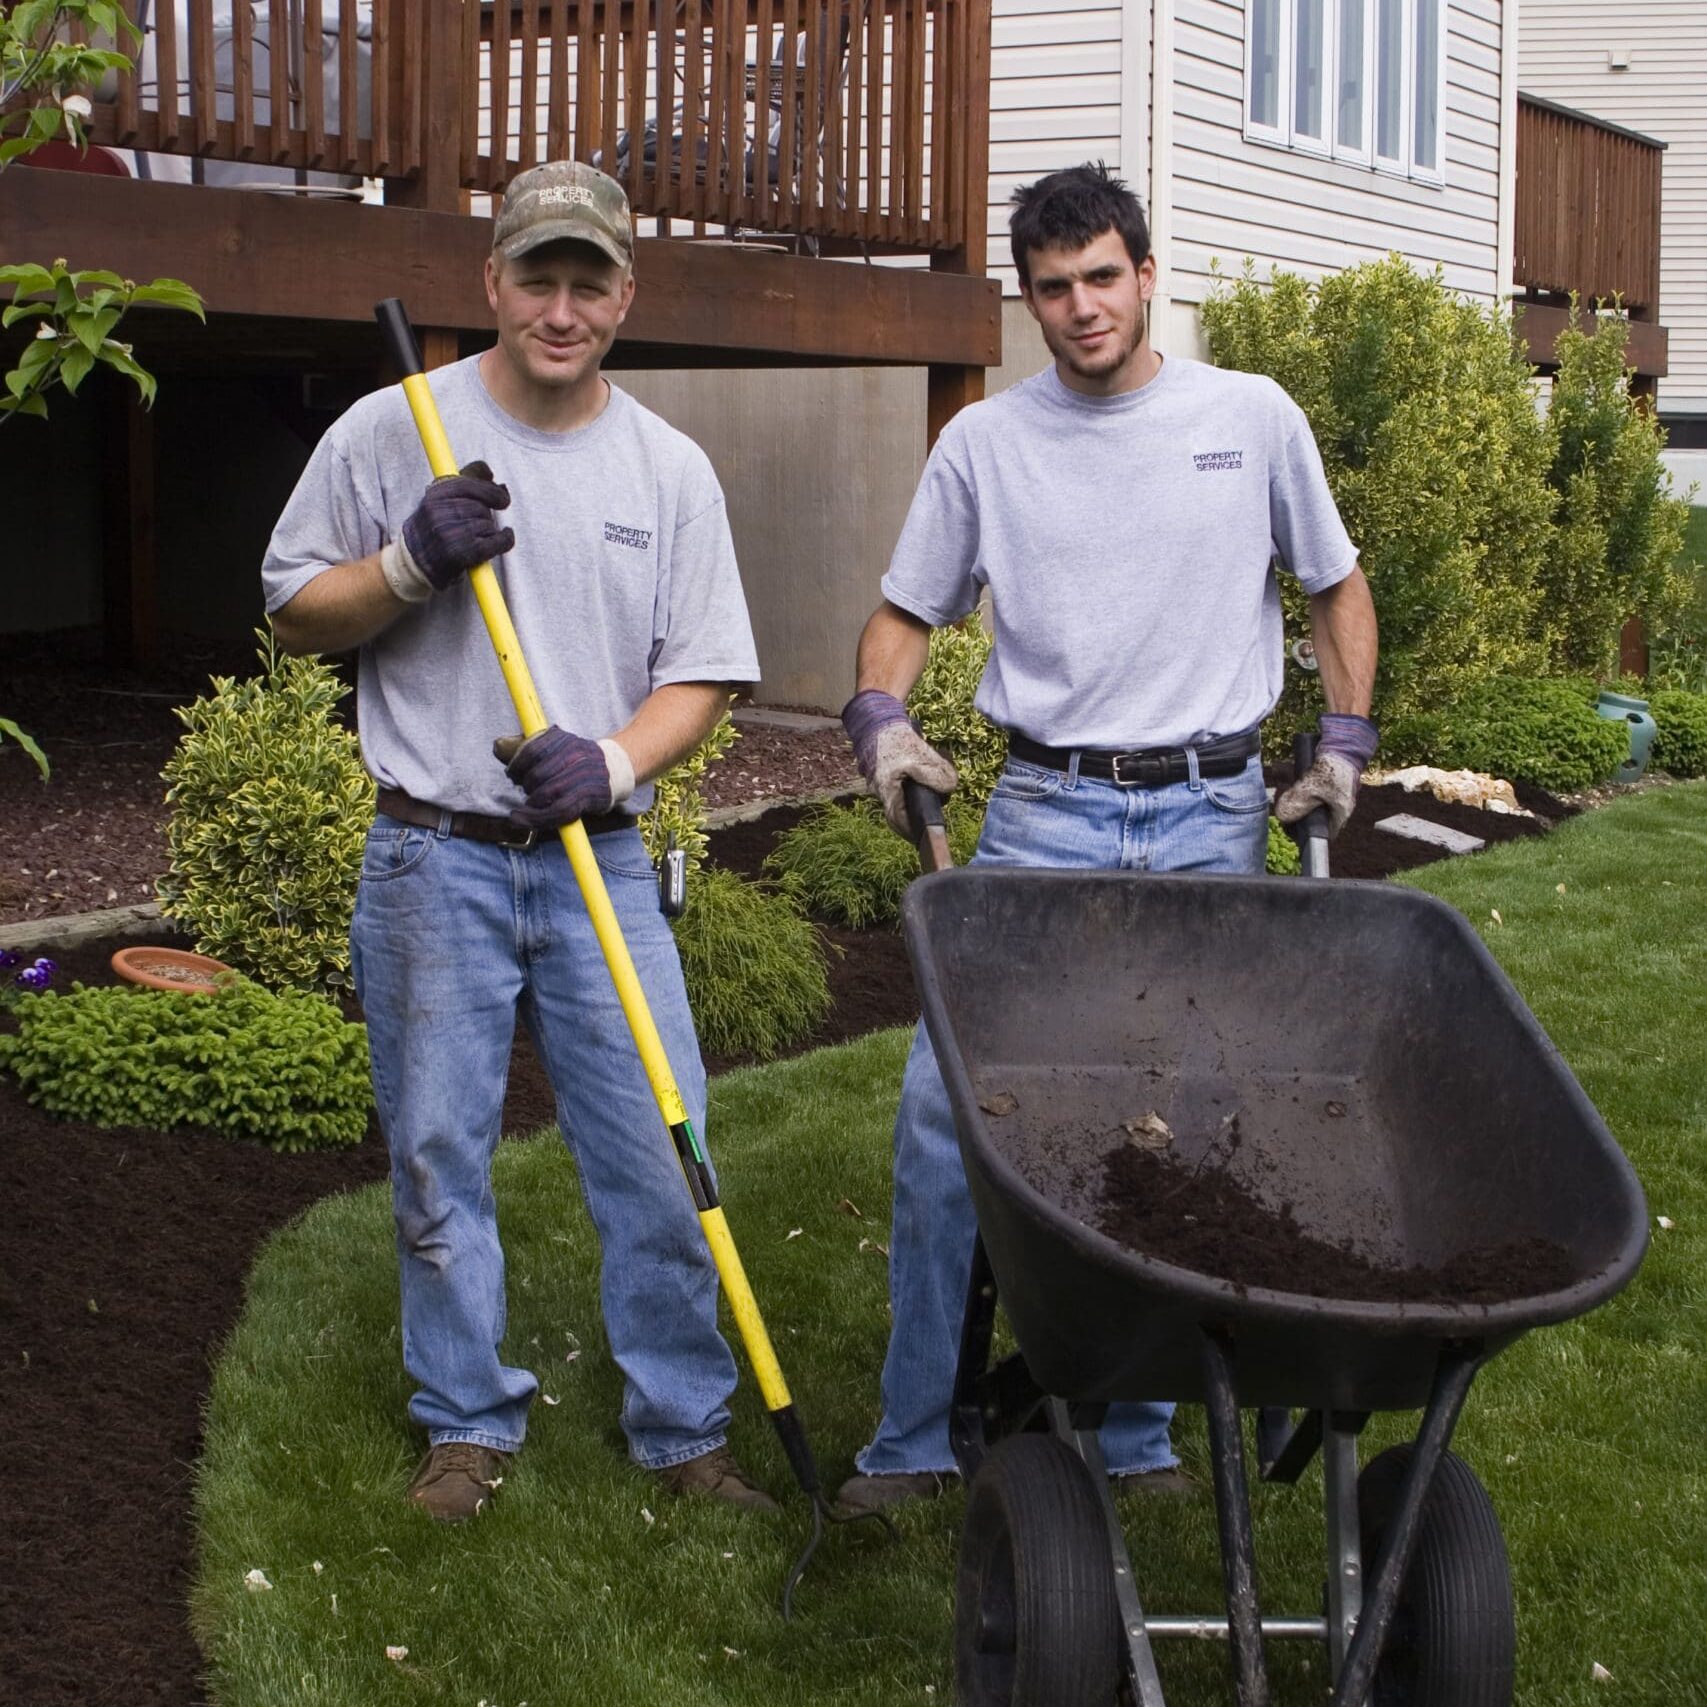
[{"left": 1243, "top": 0, "right": 1447, "bottom": 187}]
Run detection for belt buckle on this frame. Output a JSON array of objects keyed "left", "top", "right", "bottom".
[
  {"left": 501, "top": 821, "right": 542, "bottom": 851},
  {"left": 1112, "top": 751, "right": 1167, "bottom": 788}
]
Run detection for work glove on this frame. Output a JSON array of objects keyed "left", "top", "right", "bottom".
[
  {"left": 380, "top": 461, "right": 515, "bottom": 603},
  {"left": 493, "top": 725, "right": 637, "bottom": 830},
  {"left": 841, "top": 688, "right": 959, "bottom": 838},
  {"left": 1274, "top": 713, "right": 1380, "bottom": 838}
]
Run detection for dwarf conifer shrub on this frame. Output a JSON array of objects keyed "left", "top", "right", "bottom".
[
  {"left": 0, "top": 979, "right": 370, "bottom": 1150},
  {"left": 1649, "top": 689, "right": 1707, "bottom": 778},
  {"left": 907, "top": 619, "right": 1008, "bottom": 805},
  {"left": 765, "top": 797, "right": 984, "bottom": 927},
  {"left": 669, "top": 866, "right": 831, "bottom": 1059},
  {"left": 159, "top": 633, "right": 373, "bottom": 992},
  {"left": 1430, "top": 678, "right": 1626, "bottom": 792}
]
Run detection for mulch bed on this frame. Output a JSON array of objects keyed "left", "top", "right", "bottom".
[{"left": 0, "top": 647, "right": 1583, "bottom": 1702}]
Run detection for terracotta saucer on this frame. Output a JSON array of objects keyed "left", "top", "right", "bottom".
[{"left": 110, "top": 946, "right": 237, "bottom": 993}]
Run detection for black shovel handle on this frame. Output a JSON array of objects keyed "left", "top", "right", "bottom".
[
  {"left": 375, "top": 298, "right": 425, "bottom": 377},
  {"left": 904, "top": 779, "right": 954, "bottom": 875},
  {"left": 1288, "top": 731, "right": 1332, "bottom": 879}
]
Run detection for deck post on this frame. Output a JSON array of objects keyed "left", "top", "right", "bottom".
[
  {"left": 925, "top": 0, "right": 992, "bottom": 449},
  {"left": 387, "top": 0, "right": 466, "bottom": 215}
]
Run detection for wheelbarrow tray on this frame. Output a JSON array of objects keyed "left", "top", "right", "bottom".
[{"left": 903, "top": 869, "right": 1647, "bottom": 1413}]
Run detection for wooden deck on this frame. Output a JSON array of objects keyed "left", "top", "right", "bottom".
[
  {"left": 2, "top": 0, "right": 998, "bottom": 379},
  {"left": 1513, "top": 92, "right": 1668, "bottom": 383}
]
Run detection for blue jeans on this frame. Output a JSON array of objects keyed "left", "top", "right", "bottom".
[
  {"left": 351, "top": 816, "right": 737, "bottom": 1468},
  {"left": 856, "top": 750, "right": 1271, "bottom": 1476}
]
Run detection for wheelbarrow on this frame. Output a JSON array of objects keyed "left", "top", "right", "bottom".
[{"left": 896, "top": 765, "right": 1648, "bottom": 1707}]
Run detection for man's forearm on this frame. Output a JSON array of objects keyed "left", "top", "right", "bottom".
[
  {"left": 1306, "top": 568, "right": 1378, "bottom": 718},
  {"left": 610, "top": 681, "right": 733, "bottom": 785},
  {"left": 271, "top": 556, "right": 409, "bottom": 656},
  {"left": 854, "top": 601, "right": 934, "bottom": 701}
]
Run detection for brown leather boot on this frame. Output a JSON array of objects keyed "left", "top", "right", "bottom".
[
  {"left": 832, "top": 1470, "right": 951, "bottom": 1516},
  {"left": 405, "top": 1442, "right": 511, "bottom": 1521},
  {"left": 656, "top": 1445, "right": 780, "bottom": 1513}
]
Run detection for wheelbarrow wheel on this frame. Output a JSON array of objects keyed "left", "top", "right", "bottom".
[
  {"left": 955, "top": 1434, "right": 1120, "bottom": 1707},
  {"left": 1357, "top": 1445, "right": 1515, "bottom": 1707}
]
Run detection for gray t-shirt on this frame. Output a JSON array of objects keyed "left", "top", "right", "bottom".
[
  {"left": 263, "top": 359, "right": 759, "bottom": 814},
  {"left": 881, "top": 357, "right": 1357, "bottom": 750}
]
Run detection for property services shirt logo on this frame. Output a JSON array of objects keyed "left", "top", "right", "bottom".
[
  {"left": 603, "top": 521, "right": 654, "bottom": 550},
  {"left": 1192, "top": 450, "right": 1243, "bottom": 472}
]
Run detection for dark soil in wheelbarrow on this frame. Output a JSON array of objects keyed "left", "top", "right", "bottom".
[{"left": 1096, "top": 1139, "right": 1577, "bottom": 1304}]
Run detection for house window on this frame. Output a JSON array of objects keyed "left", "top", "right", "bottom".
[{"left": 1245, "top": 0, "right": 1447, "bottom": 184}]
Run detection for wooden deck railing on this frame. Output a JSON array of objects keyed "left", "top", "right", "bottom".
[
  {"left": 1514, "top": 92, "right": 1664, "bottom": 316},
  {"left": 67, "top": 0, "right": 988, "bottom": 254}
]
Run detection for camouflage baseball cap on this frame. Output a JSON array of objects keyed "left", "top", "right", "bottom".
[{"left": 492, "top": 161, "right": 633, "bottom": 267}]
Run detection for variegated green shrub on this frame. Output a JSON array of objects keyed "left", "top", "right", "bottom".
[
  {"left": 159, "top": 632, "right": 373, "bottom": 991},
  {"left": 1204, "top": 256, "right": 1558, "bottom": 758},
  {"left": 907, "top": 617, "right": 1009, "bottom": 804}
]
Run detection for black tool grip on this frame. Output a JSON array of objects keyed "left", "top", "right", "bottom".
[
  {"left": 374, "top": 298, "right": 424, "bottom": 378},
  {"left": 903, "top": 779, "right": 953, "bottom": 874},
  {"left": 903, "top": 778, "right": 945, "bottom": 838},
  {"left": 769, "top": 1403, "right": 822, "bottom": 1497}
]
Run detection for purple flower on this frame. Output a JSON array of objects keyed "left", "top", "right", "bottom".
[
  {"left": 0, "top": 950, "right": 19, "bottom": 970},
  {"left": 14, "top": 958, "right": 54, "bottom": 991},
  {"left": 32, "top": 957, "right": 55, "bottom": 975}
]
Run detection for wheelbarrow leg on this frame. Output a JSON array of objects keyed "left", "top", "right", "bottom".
[
  {"left": 1201, "top": 1330, "right": 1270, "bottom": 1707},
  {"left": 1330, "top": 1343, "right": 1483, "bottom": 1707},
  {"left": 1047, "top": 1399, "right": 1169, "bottom": 1707}
]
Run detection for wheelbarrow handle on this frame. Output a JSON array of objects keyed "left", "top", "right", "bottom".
[
  {"left": 1288, "top": 731, "right": 1332, "bottom": 880},
  {"left": 904, "top": 778, "right": 955, "bottom": 875}
]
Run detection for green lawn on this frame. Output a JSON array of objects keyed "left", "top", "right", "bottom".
[
  {"left": 194, "top": 787, "right": 1706, "bottom": 1705},
  {"left": 1681, "top": 505, "right": 1707, "bottom": 571}
]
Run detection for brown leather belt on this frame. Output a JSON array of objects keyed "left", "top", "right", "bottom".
[
  {"left": 1007, "top": 729, "right": 1261, "bottom": 788},
  {"left": 376, "top": 787, "right": 637, "bottom": 850}
]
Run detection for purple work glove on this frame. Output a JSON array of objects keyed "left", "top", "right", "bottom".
[
  {"left": 493, "top": 725, "right": 636, "bottom": 830},
  {"left": 1274, "top": 713, "right": 1380, "bottom": 837},
  {"left": 381, "top": 460, "right": 515, "bottom": 602},
  {"left": 841, "top": 688, "right": 959, "bottom": 838}
]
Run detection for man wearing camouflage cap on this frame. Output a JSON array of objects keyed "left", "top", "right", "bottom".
[{"left": 263, "top": 162, "right": 772, "bottom": 1521}]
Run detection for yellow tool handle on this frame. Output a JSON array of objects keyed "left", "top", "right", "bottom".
[{"left": 384, "top": 335, "right": 794, "bottom": 1418}]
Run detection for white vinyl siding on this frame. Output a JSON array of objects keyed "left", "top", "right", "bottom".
[
  {"left": 986, "top": 0, "right": 1134, "bottom": 295},
  {"left": 1171, "top": 0, "right": 1504, "bottom": 306},
  {"left": 1520, "top": 0, "right": 1707, "bottom": 416}
]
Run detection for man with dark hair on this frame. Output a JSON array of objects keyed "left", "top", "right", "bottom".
[
  {"left": 836, "top": 162, "right": 1379, "bottom": 1513},
  {"left": 262, "top": 162, "right": 775, "bottom": 1523}
]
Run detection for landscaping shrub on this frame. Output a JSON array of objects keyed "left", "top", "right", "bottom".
[
  {"left": 0, "top": 979, "right": 371, "bottom": 1151},
  {"left": 159, "top": 632, "right": 373, "bottom": 992},
  {"left": 1646, "top": 511, "right": 1707, "bottom": 694},
  {"left": 1429, "top": 677, "right": 1627, "bottom": 792},
  {"left": 639, "top": 704, "right": 737, "bottom": 870},
  {"left": 1266, "top": 817, "right": 1302, "bottom": 875},
  {"left": 1204, "top": 257, "right": 1557, "bottom": 750},
  {"left": 667, "top": 866, "right": 831, "bottom": 1059},
  {"left": 907, "top": 618, "right": 1009, "bottom": 804},
  {"left": 1541, "top": 311, "right": 1692, "bottom": 675},
  {"left": 1649, "top": 689, "right": 1707, "bottom": 778},
  {"left": 765, "top": 797, "right": 984, "bottom": 927}
]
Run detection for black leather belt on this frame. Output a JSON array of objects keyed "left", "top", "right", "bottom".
[
  {"left": 1006, "top": 730, "right": 1261, "bottom": 788},
  {"left": 376, "top": 787, "right": 637, "bottom": 850}
]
